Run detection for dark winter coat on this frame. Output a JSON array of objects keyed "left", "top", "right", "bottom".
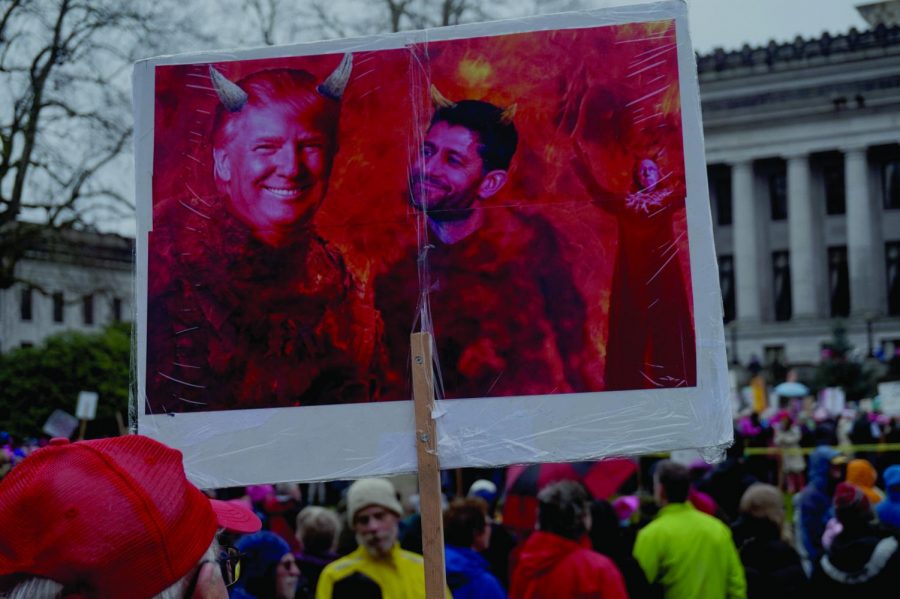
[
  {"left": 811, "top": 524, "right": 900, "bottom": 593},
  {"left": 731, "top": 516, "right": 806, "bottom": 599}
]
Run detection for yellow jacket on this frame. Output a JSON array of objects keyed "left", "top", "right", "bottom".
[{"left": 316, "top": 544, "right": 449, "bottom": 599}]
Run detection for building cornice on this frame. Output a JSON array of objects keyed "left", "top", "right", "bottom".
[
  {"left": 22, "top": 229, "right": 134, "bottom": 271},
  {"left": 696, "top": 24, "right": 900, "bottom": 79}
]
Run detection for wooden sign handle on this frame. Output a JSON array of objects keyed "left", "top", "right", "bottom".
[{"left": 410, "top": 332, "right": 447, "bottom": 599}]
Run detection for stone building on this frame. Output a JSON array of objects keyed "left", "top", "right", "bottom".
[
  {"left": 700, "top": 6, "right": 900, "bottom": 367},
  {"left": 0, "top": 230, "right": 133, "bottom": 353}
]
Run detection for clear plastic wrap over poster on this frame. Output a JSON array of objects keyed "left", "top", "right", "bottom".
[{"left": 133, "top": 0, "right": 732, "bottom": 489}]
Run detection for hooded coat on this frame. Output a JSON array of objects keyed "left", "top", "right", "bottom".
[
  {"left": 793, "top": 446, "right": 838, "bottom": 573},
  {"left": 509, "top": 531, "right": 627, "bottom": 599},
  {"left": 231, "top": 532, "right": 292, "bottom": 599},
  {"left": 731, "top": 516, "right": 807, "bottom": 599},
  {"left": 875, "top": 465, "right": 900, "bottom": 530},
  {"left": 846, "top": 459, "right": 884, "bottom": 506},
  {"left": 444, "top": 545, "right": 505, "bottom": 599}
]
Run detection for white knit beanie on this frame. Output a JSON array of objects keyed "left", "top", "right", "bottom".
[{"left": 347, "top": 478, "right": 403, "bottom": 523}]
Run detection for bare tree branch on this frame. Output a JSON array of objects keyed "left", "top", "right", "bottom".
[{"left": 0, "top": 0, "right": 203, "bottom": 289}]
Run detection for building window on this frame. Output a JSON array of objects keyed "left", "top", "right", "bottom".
[
  {"left": 828, "top": 246, "right": 850, "bottom": 317},
  {"left": 764, "top": 345, "right": 788, "bottom": 381},
  {"left": 82, "top": 294, "right": 94, "bottom": 326},
  {"left": 823, "top": 160, "right": 846, "bottom": 215},
  {"left": 764, "top": 345, "right": 786, "bottom": 366},
  {"left": 20, "top": 287, "right": 33, "bottom": 321},
  {"left": 888, "top": 241, "right": 900, "bottom": 316},
  {"left": 773, "top": 251, "right": 792, "bottom": 321},
  {"left": 883, "top": 160, "right": 900, "bottom": 210},
  {"left": 53, "top": 292, "right": 65, "bottom": 323},
  {"left": 718, "top": 255, "right": 735, "bottom": 323},
  {"left": 769, "top": 170, "right": 787, "bottom": 221},
  {"left": 708, "top": 165, "right": 733, "bottom": 226},
  {"left": 112, "top": 297, "right": 123, "bottom": 322}
]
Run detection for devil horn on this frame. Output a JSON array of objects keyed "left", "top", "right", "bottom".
[
  {"left": 429, "top": 85, "right": 456, "bottom": 109},
  {"left": 317, "top": 53, "right": 353, "bottom": 101},
  {"left": 500, "top": 103, "right": 517, "bottom": 125},
  {"left": 209, "top": 66, "right": 248, "bottom": 112}
]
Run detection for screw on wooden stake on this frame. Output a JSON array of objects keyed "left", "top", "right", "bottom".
[{"left": 410, "top": 332, "right": 447, "bottom": 598}]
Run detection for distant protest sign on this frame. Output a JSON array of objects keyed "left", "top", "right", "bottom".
[
  {"left": 880, "top": 382, "right": 900, "bottom": 416},
  {"left": 76, "top": 391, "right": 99, "bottom": 421},
  {"left": 134, "top": 0, "right": 730, "bottom": 487},
  {"left": 42, "top": 410, "right": 78, "bottom": 439},
  {"left": 820, "top": 387, "right": 846, "bottom": 417}
]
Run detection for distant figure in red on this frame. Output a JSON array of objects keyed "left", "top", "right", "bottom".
[
  {"left": 509, "top": 480, "right": 628, "bottom": 599},
  {"left": 375, "top": 90, "right": 591, "bottom": 400},
  {"left": 573, "top": 153, "right": 696, "bottom": 389},
  {"left": 146, "top": 56, "right": 384, "bottom": 413}
]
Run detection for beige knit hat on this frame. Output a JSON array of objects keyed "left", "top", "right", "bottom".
[{"left": 347, "top": 478, "right": 403, "bottom": 523}]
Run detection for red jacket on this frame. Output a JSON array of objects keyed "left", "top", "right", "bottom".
[{"left": 510, "top": 531, "right": 628, "bottom": 599}]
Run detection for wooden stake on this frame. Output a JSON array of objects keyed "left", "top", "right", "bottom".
[
  {"left": 115, "top": 411, "right": 128, "bottom": 437},
  {"left": 410, "top": 332, "right": 447, "bottom": 599},
  {"left": 77, "top": 419, "right": 87, "bottom": 441}
]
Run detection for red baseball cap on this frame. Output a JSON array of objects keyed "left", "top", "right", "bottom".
[{"left": 0, "top": 435, "right": 260, "bottom": 598}]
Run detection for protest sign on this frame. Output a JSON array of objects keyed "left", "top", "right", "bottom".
[
  {"left": 76, "top": 391, "right": 99, "bottom": 421},
  {"left": 134, "top": 0, "right": 730, "bottom": 487},
  {"left": 42, "top": 410, "right": 79, "bottom": 439},
  {"left": 879, "top": 381, "right": 900, "bottom": 416},
  {"left": 820, "top": 387, "right": 846, "bottom": 417}
]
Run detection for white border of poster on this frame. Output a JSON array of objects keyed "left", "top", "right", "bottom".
[{"left": 134, "top": 0, "right": 732, "bottom": 488}]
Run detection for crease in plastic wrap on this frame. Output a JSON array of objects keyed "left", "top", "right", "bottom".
[{"left": 132, "top": 0, "right": 732, "bottom": 489}]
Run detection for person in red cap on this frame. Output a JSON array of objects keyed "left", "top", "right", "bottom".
[{"left": 0, "top": 435, "right": 261, "bottom": 598}]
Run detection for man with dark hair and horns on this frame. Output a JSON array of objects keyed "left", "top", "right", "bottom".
[
  {"left": 375, "top": 87, "right": 593, "bottom": 401},
  {"left": 146, "top": 56, "right": 385, "bottom": 412}
]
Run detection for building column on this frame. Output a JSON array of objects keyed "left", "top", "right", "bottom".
[
  {"left": 786, "top": 153, "right": 823, "bottom": 318},
  {"left": 732, "top": 160, "right": 761, "bottom": 322},
  {"left": 844, "top": 146, "right": 878, "bottom": 315}
]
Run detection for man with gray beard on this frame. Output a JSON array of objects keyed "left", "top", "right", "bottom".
[{"left": 316, "top": 478, "right": 447, "bottom": 598}]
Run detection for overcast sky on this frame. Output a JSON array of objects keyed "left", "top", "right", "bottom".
[{"left": 686, "top": 0, "right": 869, "bottom": 53}]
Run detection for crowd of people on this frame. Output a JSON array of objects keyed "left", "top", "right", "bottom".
[
  {"left": 3, "top": 430, "right": 900, "bottom": 598},
  {"left": 208, "top": 441, "right": 900, "bottom": 598}
]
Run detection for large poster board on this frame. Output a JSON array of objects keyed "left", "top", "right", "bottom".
[{"left": 134, "top": 1, "right": 732, "bottom": 488}]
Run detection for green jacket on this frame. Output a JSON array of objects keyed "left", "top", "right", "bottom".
[{"left": 633, "top": 502, "right": 747, "bottom": 599}]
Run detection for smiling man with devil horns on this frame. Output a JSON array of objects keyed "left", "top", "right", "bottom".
[{"left": 146, "top": 56, "right": 385, "bottom": 413}]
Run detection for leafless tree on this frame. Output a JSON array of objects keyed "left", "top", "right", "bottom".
[
  {"left": 228, "top": 0, "right": 556, "bottom": 46},
  {"left": 244, "top": 0, "right": 281, "bottom": 45},
  {"left": 0, "top": 0, "right": 195, "bottom": 290}
]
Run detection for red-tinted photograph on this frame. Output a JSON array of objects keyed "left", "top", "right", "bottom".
[{"left": 145, "top": 20, "right": 695, "bottom": 413}]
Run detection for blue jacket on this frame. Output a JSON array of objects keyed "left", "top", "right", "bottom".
[
  {"left": 445, "top": 545, "right": 505, "bottom": 599},
  {"left": 876, "top": 464, "right": 900, "bottom": 529},
  {"left": 793, "top": 445, "right": 838, "bottom": 573}
]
